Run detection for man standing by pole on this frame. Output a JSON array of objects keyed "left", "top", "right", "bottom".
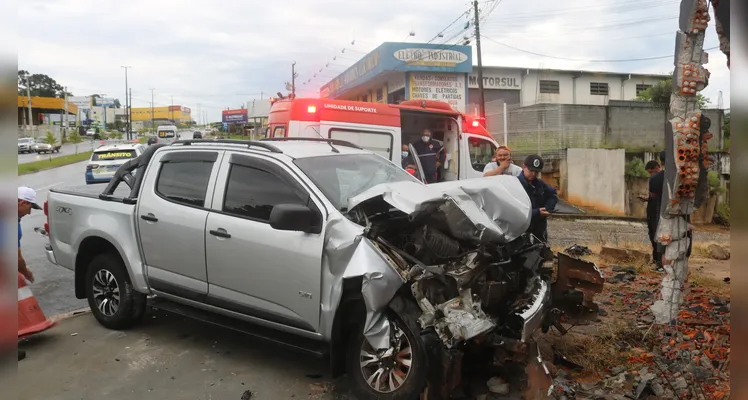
[{"left": 639, "top": 156, "right": 664, "bottom": 271}]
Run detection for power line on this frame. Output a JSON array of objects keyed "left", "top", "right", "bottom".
[{"left": 481, "top": 34, "right": 720, "bottom": 62}]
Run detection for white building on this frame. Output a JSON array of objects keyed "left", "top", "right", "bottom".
[{"left": 467, "top": 67, "right": 669, "bottom": 111}]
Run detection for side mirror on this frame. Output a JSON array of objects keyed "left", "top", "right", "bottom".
[{"left": 269, "top": 204, "right": 319, "bottom": 233}]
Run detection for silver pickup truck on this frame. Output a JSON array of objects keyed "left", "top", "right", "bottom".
[{"left": 42, "top": 138, "right": 604, "bottom": 399}]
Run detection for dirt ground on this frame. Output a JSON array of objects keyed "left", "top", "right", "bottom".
[{"left": 543, "top": 219, "right": 731, "bottom": 400}]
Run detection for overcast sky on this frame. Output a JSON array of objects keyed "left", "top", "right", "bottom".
[{"left": 17, "top": 0, "right": 730, "bottom": 122}]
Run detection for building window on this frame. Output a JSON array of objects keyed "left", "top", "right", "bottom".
[
  {"left": 636, "top": 84, "right": 653, "bottom": 96},
  {"left": 539, "top": 80, "right": 560, "bottom": 94},
  {"left": 590, "top": 82, "right": 609, "bottom": 96}
]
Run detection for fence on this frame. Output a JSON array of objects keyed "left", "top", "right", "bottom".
[{"left": 484, "top": 99, "right": 726, "bottom": 164}]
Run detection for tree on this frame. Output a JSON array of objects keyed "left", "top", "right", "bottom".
[
  {"left": 42, "top": 131, "right": 57, "bottom": 161},
  {"left": 68, "top": 130, "right": 83, "bottom": 154},
  {"left": 636, "top": 76, "right": 710, "bottom": 108},
  {"left": 18, "top": 70, "right": 71, "bottom": 98}
]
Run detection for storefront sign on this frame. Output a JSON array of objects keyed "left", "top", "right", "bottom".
[
  {"left": 394, "top": 48, "right": 469, "bottom": 68},
  {"left": 408, "top": 72, "right": 466, "bottom": 113},
  {"left": 467, "top": 73, "right": 522, "bottom": 90},
  {"left": 222, "top": 108, "right": 248, "bottom": 124},
  {"left": 322, "top": 51, "right": 381, "bottom": 98}
]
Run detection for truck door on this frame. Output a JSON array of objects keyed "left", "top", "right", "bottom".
[
  {"left": 136, "top": 149, "right": 225, "bottom": 299},
  {"left": 204, "top": 152, "right": 326, "bottom": 333}
]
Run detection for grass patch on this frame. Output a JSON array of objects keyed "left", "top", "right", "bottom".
[
  {"left": 19, "top": 151, "right": 93, "bottom": 175},
  {"left": 551, "top": 319, "right": 659, "bottom": 373}
]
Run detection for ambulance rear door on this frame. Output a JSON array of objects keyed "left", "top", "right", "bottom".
[{"left": 321, "top": 122, "right": 400, "bottom": 163}]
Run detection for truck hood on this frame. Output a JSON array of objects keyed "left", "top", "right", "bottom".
[{"left": 347, "top": 176, "right": 532, "bottom": 244}]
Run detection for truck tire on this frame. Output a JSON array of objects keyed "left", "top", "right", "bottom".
[
  {"left": 346, "top": 309, "right": 427, "bottom": 400},
  {"left": 85, "top": 253, "right": 147, "bottom": 330}
]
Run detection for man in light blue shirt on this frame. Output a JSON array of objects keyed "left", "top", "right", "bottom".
[{"left": 483, "top": 145, "right": 522, "bottom": 177}]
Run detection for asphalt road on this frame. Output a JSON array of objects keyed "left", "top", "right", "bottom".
[{"left": 19, "top": 161, "right": 90, "bottom": 316}]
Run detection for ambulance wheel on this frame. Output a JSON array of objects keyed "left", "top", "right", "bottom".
[{"left": 86, "top": 253, "right": 146, "bottom": 330}]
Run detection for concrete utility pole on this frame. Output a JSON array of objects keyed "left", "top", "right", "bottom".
[
  {"left": 651, "top": 0, "right": 730, "bottom": 325},
  {"left": 292, "top": 62, "right": 297, "bottom": 98},
  {"left": 121, "top": 66, "right": 131, "bottom": 139},
  {"left": 150, "top": 88, "right": 155, "bottom": 133},
  {"left": 171, "top": 95, "right": 174, "bottom": 122},
  {"left": 129, "top": 88, "right": 133, "bottom": 133},
  {"left": 25, "top": 76, "right": 33, "bottom": 135},
  {"left": 473, "top": 0, "right": 486, "bottom": 119},
  {"left": 63, "top": 87, "right": 69, "bottom": 139}
]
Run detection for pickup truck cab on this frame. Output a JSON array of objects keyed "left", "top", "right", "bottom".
[{"left": 42, "top": 138, "right": 602, "bottom": 399}]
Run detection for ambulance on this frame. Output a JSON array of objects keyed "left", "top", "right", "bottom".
[{"left": 265, "top": 98, "right": 500, "bottom": 182}]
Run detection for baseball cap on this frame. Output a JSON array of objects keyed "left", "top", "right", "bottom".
[
  {"left": 524, "top": 154, "right": 544, "bottom": 172},
  {"left": 18, "top": 186, "right": 41, "bottom": 210}
]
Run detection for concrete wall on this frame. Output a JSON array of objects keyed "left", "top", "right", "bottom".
[{"left": 565, "top": 148, "right": 626, "bottom": 215}]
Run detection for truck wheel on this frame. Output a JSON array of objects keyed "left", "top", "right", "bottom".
[
  {"left": 347, "top": 310, "right": 427, "bottom": 400},
  {"left": 85, "top": 253, "right": 146, "bottom": 330}
]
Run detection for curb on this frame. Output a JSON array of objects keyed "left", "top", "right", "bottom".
[{"left": 50, "top": 308, "right": 91, "bottom": 323}]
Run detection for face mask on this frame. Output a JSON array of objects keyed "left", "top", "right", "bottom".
[
  {"left": 402, "top": 151, "right": 409, "bottom": 158},
  {"left": 421, "top": 136, "right": 430, "bottom": 143}
]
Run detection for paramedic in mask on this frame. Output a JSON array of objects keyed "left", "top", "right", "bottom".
[
  {"left": 401, "top": 144, "right": 410, "bottom": 168},
  {"left": 483, "top": 145, "right": 523, "bottom": 177},
  {"left": 410, "top": 129, "right": 444, "bottom": 184}
]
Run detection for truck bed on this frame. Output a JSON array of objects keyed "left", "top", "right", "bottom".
[{"left": 51, "top": 183, "right": 132, "bottom": 199}]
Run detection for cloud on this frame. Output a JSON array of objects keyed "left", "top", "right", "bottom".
[{"left": 18, "top": 0, "right": 730, "bottom": 122}]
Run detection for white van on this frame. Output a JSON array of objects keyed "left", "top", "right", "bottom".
[{"left": 156, "top": 125, "right": 179, "bottom": 145}]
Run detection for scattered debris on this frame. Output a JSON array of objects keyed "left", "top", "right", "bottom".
[
  {"left": 601, "top": 246, "right": 649, "bottom": 262},
  {"left": 240, "top": 389, "right": 253, "bottom": 400},
  {"left": 486, "top": 377, "right": 510, "bottom": 395},
  {"left": 564, "top": 244, "right": 592, "bottom": 256},
  {"left": 707, "top": 244, "right": 730, "bottom": 260}
]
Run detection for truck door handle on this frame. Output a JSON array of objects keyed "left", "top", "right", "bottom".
[
  {"left": 140, "top": 214, "right": 158, "bottom": 222},
  {"left": 209, "top": 228, "right": 231, "bottom": 239}
]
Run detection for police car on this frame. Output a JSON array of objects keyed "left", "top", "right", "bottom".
[{"left": 85, "top": 142, "right": 146, "bottom": 184}]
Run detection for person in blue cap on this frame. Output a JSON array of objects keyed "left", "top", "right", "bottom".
[{"left": 518, "top": 154, "right": 558, "bottom": 243}]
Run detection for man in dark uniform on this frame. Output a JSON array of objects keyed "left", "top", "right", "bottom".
[
  {"left": 641, "top": 156, "right": 664, "bottom": 269},
  {"left": 518, "top": 154, "right": 558, "bottom": 243},
  {"left": 410, "top": 129, "right": 444, "bottom": 184}
]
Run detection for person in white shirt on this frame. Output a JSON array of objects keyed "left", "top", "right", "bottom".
[{"left": 483, "top": 145, "right": 522, "bottom": 177}]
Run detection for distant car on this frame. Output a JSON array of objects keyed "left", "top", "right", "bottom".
[
  {"left": 18, "top": 138, "right": 35, "bottom": 154},
  {"left": 85, "top": 143, "right": 147, "bottom": 184},
  {"left": 147, "top": 136, "right": 158, "bottom": 146},
  {"left": 86, "top": 129, "right": 96, "bottom": 137},
  {"left": 35, "top": 142, "right": 62, "bottom": 154},
  {"left": 192, "top": 131, "right": 202, "bottom": 139}
]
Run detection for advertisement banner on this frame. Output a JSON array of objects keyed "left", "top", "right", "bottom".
[
  {"left": 96, "top": 97, "right": 116, "bottom": 107},
  {"left": 222, "top": 108, "right": 248, "bottom": 124},
  {"left": 69, "top": 96, "right": 92, "bottom": 110},
  {"left": 408, "top": 72, "right": 466, "bottom": 113}
]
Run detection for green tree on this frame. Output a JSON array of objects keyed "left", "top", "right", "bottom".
[
  {"left": 636, "top": 76, "right": 710, "bottom": 108},
  {"left": 68, "top": 130, "right": 83, "bottom": 154},
  {"left": 17, "top": 70, "right": 72, "bottom": 98},
  {"left": 110, "top": 130, "right": 123, "bottom": 140},
  {"left": 42, "top": 131, "right": 57, "bottom": 160}
]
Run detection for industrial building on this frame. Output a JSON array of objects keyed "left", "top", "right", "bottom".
[
  {"left": 130, "top": 105, "right": 192, "bottom": 124},
  {"left": 320, "top": 42, "right": 669, "bottom": 113}
]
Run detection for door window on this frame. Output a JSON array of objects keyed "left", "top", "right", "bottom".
[
  {"left": 155, "top": 161, "right": 213, "bottom": 207},
  {"left": 272, "top": 126, "right": 286, "bottom": 138},
  {"left": 329, "top": 129, "right": 393, "bottom": 160},
  {"left": 467, "top": 137, "right": 497, "bottom": 172},
  {"left": 223, "top": 164, "right": 306, "bottom": 222}
]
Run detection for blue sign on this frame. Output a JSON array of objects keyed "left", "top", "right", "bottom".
[
  {"left": 321, "top": 42, "right": 473, "bottom": 99},
  {"left": 222, "top": 122, "right": 228, "bottom": 131}
]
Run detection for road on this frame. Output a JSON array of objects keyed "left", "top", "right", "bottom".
[{"left": 19, "top": 161, "right": 90, "bottom": 315}]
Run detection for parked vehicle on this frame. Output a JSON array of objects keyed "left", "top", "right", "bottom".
[
  {"left": 156, "top": 125, "right": 179, "bottom": 145},
  {"left": 18, "top": 137, "right": 36, "bottom": 153},
  {"left": 42, "top": 138, "right": 603, "bottom": 399},
  {"left": 35, "top": 142, "right": 62, "bottom": 154},
  {"left": 267, "top": 98, "right": 499, "bottom": 181},
  {"left": 193, "top": 131, "right": 202, "bottom": 139},
  {"left": 85, "top": 142, "right": 147, "bottom": 184},
  {"left": 146, "top": 136, "right": 158, "bottom": 146}
]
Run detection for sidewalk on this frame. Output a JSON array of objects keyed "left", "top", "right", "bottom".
[{"left": 18, "top": 309, "right": 342, "bottom": 400}]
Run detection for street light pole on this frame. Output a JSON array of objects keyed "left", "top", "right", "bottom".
[
  {"left": 150, "top": 88, "right": 155, "bottom": 133},
  {"left": 121, "top": 66, "right": 131, "bottom": 139}
]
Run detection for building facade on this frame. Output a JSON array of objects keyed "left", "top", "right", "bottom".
[
  {"left": 320, "top": 42, "right": 669, "bottom": 112},
  {"left": 130, "top": 105, "right": 192, "bottom": 123}
]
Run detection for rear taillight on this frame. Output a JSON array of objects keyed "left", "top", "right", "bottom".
[
  {"left": 87, "top": 164, "right": 99, "bottom": 170},
  {"left": 43, "top": 201, "right": 49, "bottom": 234}
]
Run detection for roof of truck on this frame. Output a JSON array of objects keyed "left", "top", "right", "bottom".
[{"left": 167, "top": 138, "right": 371, "bottom": 160}]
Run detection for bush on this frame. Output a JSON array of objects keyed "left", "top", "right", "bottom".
[
  {"left": 708, "top": 171, "right": 724, "bottom": 195},
  {"left": 714, "top": 202, "right": 730, "bottom": 226},
  {"left": 625, "top": 157, "right": 650, "bottom": 178}
]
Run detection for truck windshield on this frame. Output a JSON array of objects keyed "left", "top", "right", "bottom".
[{"left": 294, "top": 154, "right": 418, "bottom": 211}]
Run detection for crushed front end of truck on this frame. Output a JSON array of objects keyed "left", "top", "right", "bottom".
[{"left": 339, "top": 177, "right": 605, "bottom": 398}]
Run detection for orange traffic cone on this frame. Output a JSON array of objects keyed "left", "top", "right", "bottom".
[{"left": 18, "top": 273, "right": 56, "bottom": 338}]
